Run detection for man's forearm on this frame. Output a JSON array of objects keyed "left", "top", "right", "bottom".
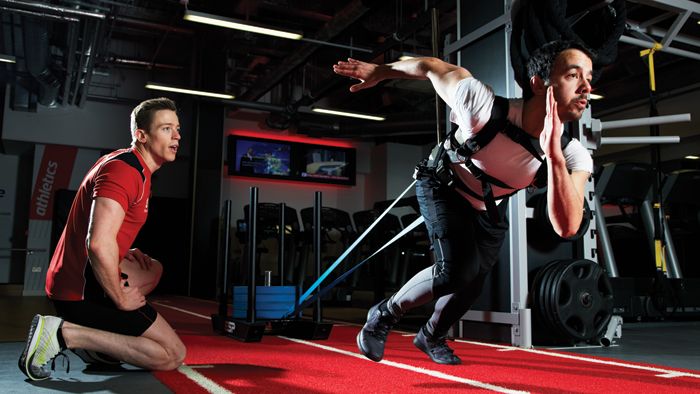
[
  {"left": 546, "top": 158, "right": 584, "bottom": 238},
  {"left": 380, "top": 57, "right": 435, "bottom": 80},
  {"left": 88, "top": 242, "right": 124, "bottom": 307},
  {"left": 383, "top": 57, "right": 469, "bottom": 107}
]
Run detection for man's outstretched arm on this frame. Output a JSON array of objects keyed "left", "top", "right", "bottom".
[{"left": 333, "top": 57, "right": 471, "bottom": 107}]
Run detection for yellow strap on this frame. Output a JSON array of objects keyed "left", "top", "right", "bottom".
[
  {"left": 654, "top": 239, "right": 666, "bottom": 271},
  {"left": 662, "top": 245, "right": 667, "bottom": 273},
  {"left": 640, "top": 43, "right": 663, "bottom": 92},
  {"left": 641, "top": 43, "right": 664, "bottom": 271}
]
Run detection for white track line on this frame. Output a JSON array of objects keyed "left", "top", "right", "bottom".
[
  {"left": 152, "top": 301, "right": 212, "bottom": 320},
  {"left": 454, "top": 339, "right": 700, "bottom": 379},
  {"left": 547, "top": 344, "right": 620, "bottom": 350},
  {"left": 156, "top": 302, "right": 700, "bottom": 384},
  {"left": 178, "top": 364, "right": 233, "bottom": 394},
  {"left": 279, "top": 336, "right": 527, "bottom": 394},
  {"left": 155, "top": 302, "right": 523, "bottom": 392},
  {"left": 153, "top": 302, "right": 226, "bottom": 392}
]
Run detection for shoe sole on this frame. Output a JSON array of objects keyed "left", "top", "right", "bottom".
[
  {"left": 19, "top": 314, "right": 50, "bottom": 381},
  {"left": 17, "top": 314, "right": 39, "bottom": 378}
]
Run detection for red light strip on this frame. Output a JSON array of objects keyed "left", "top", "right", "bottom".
[
  {"left": 227, "top": 130, "right": 353, "bottom": 148},
  {"left": 223, "top": 166, "right": 352, "bottom": 190}
]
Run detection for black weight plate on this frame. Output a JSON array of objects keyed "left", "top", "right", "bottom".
[
  {"left": 551, "top": 259, "right": 592, "bottom": 340},
  {"left": 541, "top": 260, "right": 568, "bottom": 338},
  {"left": 544, "top": 260, "right": 571, "bottom": 339},
  {"left": 531, "top": 261, "right": 560, "bottom": 336},
  {"left": 551, "top": 259, "right": 613, "bottom": 341}
]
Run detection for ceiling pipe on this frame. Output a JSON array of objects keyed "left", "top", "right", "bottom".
[
  {"left": 0, "top": 0, "right": 105, "bottom": 19},
  {"left": 109, "top": 57, "right": 184, "bottom": 70},
  {"left": 239, "top": 0, "right": 379, "bottom": 101},
  {"left": 302, "top": 0, "right": 455, "bottom": 106},
  {"left": 619, "top": 35, "right": 700, "bottom": 61},
  {"left": 77, "top": 18, "right": 104, "bottom": 107},
  {"left": 60, "top": 22, "right": 79, "bottom": 105},
  {"left": 259, "top": 3, "right": 334, "bottom": 23},
  {"left": 242, "top": 0, "right": 455, "bottom": 135},
  {"left": 220, "top": 98, "right": 287, "bottom": 113},
  {"left": 23, "top": 17, "right": 60, "bottom": 106},
  {"left": 113, "top": 15, "right": 194, "bottom": 35},
  {"left": 626, "top": 19, "right": 700, "bottom": 50},
  {"left": 0, "top": 5, "right": 79, "bottom": 22}
]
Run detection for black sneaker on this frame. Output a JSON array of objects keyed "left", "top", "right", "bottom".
[
  {"left": 356, "top": 299, "right": 399, "bottom": 362},
  {"left": 413, "top": 326, "right": 461, "bottom": 365}
]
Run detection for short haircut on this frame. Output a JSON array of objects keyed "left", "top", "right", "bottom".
[
  {"left": 524, "top": 40, "right": 596, "bottom": 100},
  {"left": 130, "top": 97, "right": 177, "bottom": 135}
]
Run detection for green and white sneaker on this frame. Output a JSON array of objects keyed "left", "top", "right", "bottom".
[{"left": 18, "top": 314, "right": 69, "bottom": 380}]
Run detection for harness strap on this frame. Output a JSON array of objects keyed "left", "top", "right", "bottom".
[
  {"left": 452, "top": 96, "right": 510, "bottom": 159},
  {"left": 502, "top": 123, "right": 544, "bottom": 163},
  {"left": 429, "top": 95, "right": 577, "bottom": 222},
  {"left": 481, "top": 181, "right": 501, "bottom": 222},
  {"left": 464, "top": 159, "right": 515, "bottom": 189}
]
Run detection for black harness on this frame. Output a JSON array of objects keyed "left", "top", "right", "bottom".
[{"left": 418, "top": 96, "right": 571, "bottom": 222}]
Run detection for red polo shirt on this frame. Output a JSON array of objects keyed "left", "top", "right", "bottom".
[{"left": 46, "top": 148, "right": 152, "bottom": 301}]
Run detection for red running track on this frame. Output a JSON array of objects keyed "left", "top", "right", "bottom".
[{"left": 150, "top": 296, "right": 700, "bottom": 393}]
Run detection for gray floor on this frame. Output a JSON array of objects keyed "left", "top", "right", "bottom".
[
  {"left": 560, "top": 320, "right": 700, "bottom": 372},
  {"left": 0, "top": 342, "right": 172, "bottom": 394}
]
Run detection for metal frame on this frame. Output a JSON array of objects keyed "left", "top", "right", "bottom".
[
  {"left": 446, "top": 0, "right": 533, "bottom": 348},
  {"left": 622, "top": 0, "right": 700, "bottom": 61},
  {"left": 444, "top": 0, "right": 694, "bottom": 348}
]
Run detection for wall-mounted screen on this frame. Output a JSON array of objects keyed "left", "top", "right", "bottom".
[
  {"left": 227, "top": 135, "right": 355, "bottom": 185},
  {"left": 233, "top": 138, "right": 291, "bottom": 177},
  {"left": 298, "top": 145, "right": 353, "bottom": 183}
]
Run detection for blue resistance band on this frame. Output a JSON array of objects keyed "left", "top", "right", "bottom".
[
  {"left": 292, "top": 180, "right": 417, "bottom": 314},
  {"left": 286, "top": 214, "right": 425, "bottom": 317}
]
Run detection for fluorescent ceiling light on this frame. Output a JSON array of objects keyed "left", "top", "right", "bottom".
[
  {"left": 145, "top": 83, "right": 235, "bottom": 99},
  {"left": 184, "top": 10, "right": 302, "bottom": 40},
  {"left": 312, "top": 107, "right": 385, "bottom": 121},
  {"left": 685, "top": 155, "right": 699, "bottom": 160},
  {"left": 589, "top": 93, "right": 604, "bottom": 100},
  {"left": 0, "top": 54, "right": 16, "bottom": 64}
]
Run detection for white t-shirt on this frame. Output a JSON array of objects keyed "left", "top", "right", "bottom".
[{"left": 443, "top": 77, "right": 593, "bottom": 211}]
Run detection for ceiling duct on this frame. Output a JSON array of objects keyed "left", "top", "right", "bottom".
[{"left": 22, "top": 16, "right": 60, "bottom": 106}]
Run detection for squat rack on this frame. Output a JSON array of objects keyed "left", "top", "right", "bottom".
[{"left": 445, "top": 0, "right": 692, "bottom": 348}]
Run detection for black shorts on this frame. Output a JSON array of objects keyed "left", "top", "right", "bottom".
[{"left": 53, "top": 298, "right": 158, "bottom": 337}]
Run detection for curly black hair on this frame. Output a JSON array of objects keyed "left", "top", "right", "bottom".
[{"left": 523, "top": 40, "right": 596, "bottom": 100}]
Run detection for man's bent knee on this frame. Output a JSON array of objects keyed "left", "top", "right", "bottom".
[
  {"left": 153, "top": 340, "right": 186, "bottom": 371},
  {"left": 142, "top": 314, "right": 186, "bottom": 370},
  {"left": 433, "top": 265, "right": 479, "bottom": 296}
]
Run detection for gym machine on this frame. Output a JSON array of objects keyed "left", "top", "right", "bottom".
[{"left": 212, "top": 187, "right": 333, "bottom": 342}]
